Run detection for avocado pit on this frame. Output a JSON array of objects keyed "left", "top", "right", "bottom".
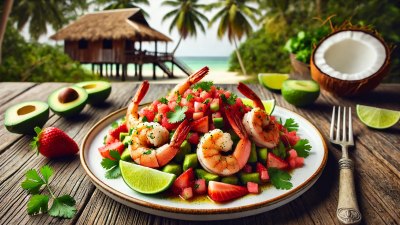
[{"left": 58, "top": 87, "right": 79, "bottom": 103}]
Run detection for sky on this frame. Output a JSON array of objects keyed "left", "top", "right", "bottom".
[{"left": 25, "top": 1, "right": 260, "bottom": 57}]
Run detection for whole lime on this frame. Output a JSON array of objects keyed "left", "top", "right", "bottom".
[{"left": 281, "top": 80, "right": 320, "bottom": 106}]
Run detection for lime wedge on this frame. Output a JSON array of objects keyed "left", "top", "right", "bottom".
[
  {"left": 258, "top": 73, "right": 289, "bottom": 91},
  {"left": 281, "top": 80, "right": 320, "bottom": 106},
  {"left": 241, "top": 98, "right": 275, "bottom": 115},
  {"left": 120, "top": 161, "right": 176, "bottom": 194},
  {"left": 356, "top": 105, "right": 400, "bottom": 129}
]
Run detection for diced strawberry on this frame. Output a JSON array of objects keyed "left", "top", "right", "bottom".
[
  {"left": 161, "top": 116, "right": 178, "bottom": 131},
  {"left": 105, "top": 134, "right": 118, "bottom": 145},
  {"left": 288, "top": 149, "right": 298, "bottom": 159},
  {"left": 193, "top": 112, "right": 204, "bottom": 120},
  {"left": 194, "top": 102, "right": 206, "bottom": 112},
  {"left": 260, "top": 170, "right": 270, "bottom": 182},
  {"left": 281, "top": 131, "right": 300, "bottom": 146},
  {"left": 109, "top": 123, "right": 128, "bottom": 139},
  {"left": 295, "top": 157, "right": 304, "bottom": 167},
  {"left": 267, "top": 153, "right": 289, "bottom": 170},
  {"left": 172, "top": 168, "right": 195, "bottom": 195},
  {"left": 98, "top": 141, "right": 125, "bottom": 159},
  {"left": 180, "top": 187, "right": 193, "bottom": 200},
  {"left": 168, "top": 101, "right": 178, "bottom": 110},
  {"left": 194, "top": 179, "right": 207, "bottom": 195},
  {"left": 223, "top": 91, "right": 231, "bottom": 98},
  {"left": 242, "top": 164, "right": 252, "bottom": 173},
  {"left": 191, "top": 116, "right": 209, "bottom": 133},
  {"left": 139, "top": 108, "right": 155, "bottom": 122},
  {"left": 212, "top": 112, "right": 222, "bottom": 119},
  {"left": 157, "top": 104, "right": 170, "bottom": 114},
  {"left": 200, "top": 91, "right": 211, "bottom": 99},
  {"left": 187, "top": 132, "right": 200, "bottom": 145},
  {"left": 208, "top": 181, "right": 248, "bottom": 202},
  {"left": 289, "top": 158, "right": 297, "bottom": 169},
  {"left": 194, "top": 96, "right": 203, "bottom": 102},
  {"left": 247, "top": 182, "right": 260, "bottom": 194},
  {"left": 256, "top": 162, "right": 267, "bottom": 172}
]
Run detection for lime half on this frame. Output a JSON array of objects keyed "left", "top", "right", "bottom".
[
  {"left": 120, "top": 161, "right": 176, "bottom": 194},
  {"left": 241, "top": 98, "right": 275, "bottom": 115},
  {"left": 356, "top": 105, "right": 400, "bottom": 129},
  {"left": 258, "top": 73, "right": 289, "bottom": 91}
]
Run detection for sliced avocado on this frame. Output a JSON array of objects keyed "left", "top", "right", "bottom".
[
  {"left": 4, "top": 101, "right": 49, "bottom": 134},
  {"left": 48, "top": 86, "right": 88, "bottom": 117},
  {"left": 75, "top": 81, "right": 111, "bottom": 105}
]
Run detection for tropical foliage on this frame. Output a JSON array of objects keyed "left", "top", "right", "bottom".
[{"left": 95, "top": 0, "right": 150, "bottom": 18}]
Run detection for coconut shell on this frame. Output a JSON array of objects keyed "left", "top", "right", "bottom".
[{"left": 310, "top": 29, "right": 391, "bottom": 96}]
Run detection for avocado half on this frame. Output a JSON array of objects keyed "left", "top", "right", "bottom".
[
  {"left": 48, "top": 86, "right": 88, "bottom": 117},
  {"left": 4, "top": 101, "right": 49, "bottom": 134},
  {"left": 75, "top": 81, "right": 111, "bottom": 105}
]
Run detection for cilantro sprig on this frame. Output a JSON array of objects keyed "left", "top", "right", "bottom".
[
  {"left": 268, "top": 168, "right": 293, "bottom": 190},
  {"left": 293, "top": 139, "right": 311, "bottom": 157},
  {"left": 192, "top": 81, "right": 213, "bottom": 91},
  {"left": 101, "top": 150, "right": 121, "bottom": 179},
  {"left": 159, "top": 97, "right": 168, "bottom": 104},
  {"left": 21, "top": 165, "right": 77, "bottom": 219},
  {"left": 167, "top": 106, "right": 188, "bottom": 123},
  {"left": 281, "top": 118, "right": 299, "bottom": 132},
  {"left": 272, "top": 142, "right": 287, "bottom": 159},
  {"left": 220, "top": 93, "right": 237, "bottom": 105}
]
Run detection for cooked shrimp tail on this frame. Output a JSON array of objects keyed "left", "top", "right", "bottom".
[
  {"left": 224, "top": 106, "right": 247, "bottom": 139},
  {"left": 126, "top": 80, "right": 149, "bottom": 129},
  {"left": 237, "top": 82, "right": 265, "bottom": 110},
  {"left": 168, "top": 66, "right": 209, "bottom": 100}
]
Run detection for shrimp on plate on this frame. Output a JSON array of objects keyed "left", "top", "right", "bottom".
[
  {"left": 126, "top": 80, "right": 150, "bottom": 130},
  {"left": 197, "top": 107, "right": 251, "bottom": 176},
  {"left": 167, "top": 66, "right": 209, "bottom": 101},
  {"left": 237, "top": 82, "right": 280, "bottom": 148}
]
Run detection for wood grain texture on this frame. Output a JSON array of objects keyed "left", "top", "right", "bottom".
[{"left": 0, "top": 83, "right": 399, "bottom": 225}]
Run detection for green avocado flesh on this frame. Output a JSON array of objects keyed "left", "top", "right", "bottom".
[
  {"left": 75, "top": 81, "right": 111, "bottom": 105},
  {"left": 4, "top": 101, "right": 49, "bottom": 134},
  {"left": 48, "top": 86, "right": 88, "bottom": 117}
]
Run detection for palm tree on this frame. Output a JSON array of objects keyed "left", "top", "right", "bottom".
[
  {"left": 95, "top": 0, "right": 150, "bottom": 18},
  {"left": 162, "top": 0, "right": 209, "bottom": 54},
  {"left": 207, "top": 0, "right": 260, "bottom": 75},
  {"left": 0, "top": 0, "right": 14, "bottom": 64}
]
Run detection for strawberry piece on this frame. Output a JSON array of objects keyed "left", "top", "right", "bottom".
[
  {"left": 194, "top": 179, "right": 207, "bottom": 195},
  {"left": 187, "top": 132, "right": 200, "bottom": 145},
  {"left": 267, "top": 153, "right": 289, "bottom": 170},
  {"left": 31, "top": 127, "right": 79, "bottom": 159},
  {"left": 242, "top": 164, "right": 252, "bottom": 173},
  {"left": 289, "top": 158, "right": 297, "bottom": 169},
  {"left": 208, "top": 181, "right": 248, "bottom": 202},
  {"left": 193, "top": 112, "right": 204, "bottom": 120},
  {"left": 256, "top": 163, "right": 269, "bottom": 182},
  {"left": 295, "top": 157, "right": 304, "bottom": 167},
  {"left": 105, "top": 134, "right": 118, "bottom": 145},
  {"left": 190, "top": 116, "right": 209, "bottom": 133},
  {"left": 180, "top": 187, "right": 194, "bottom": 200},
  {"left": 281, "top": 131, "right": 300, "bottom": 146},
  {"left": 172, "top": 168, "right": 195, "bottom": 195},
  {"left": 98, "top": 141, "right": 125, "bottom": 160},
  {"left": 161, "top": 116, "right": 179, "bottom": 131},
  {"left": 247, "top": 182, "right": 260, "bottom": 194},
  {"left": 139, "top": 108, "right": 155, "bottom": 122},
  {"left": 288, "top": 149, "right": 298, "bottom": 159},
  {"left": 109, "top": 122, "right": 128, "bottom": 139}
]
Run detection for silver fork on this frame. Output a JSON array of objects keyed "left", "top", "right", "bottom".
[{"left": 330, "top": 106, "right": 362, "bottom": 225}]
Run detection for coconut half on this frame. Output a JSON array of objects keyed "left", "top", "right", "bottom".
[{"left": 311, "top": 29, "right": 390, "bottom": 96}]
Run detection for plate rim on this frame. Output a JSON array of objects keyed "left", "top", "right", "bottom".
[{"left": 80, "top": 106, "right": 328, "bottom": 215}]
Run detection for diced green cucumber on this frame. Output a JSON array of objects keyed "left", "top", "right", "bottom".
[
  {"left": 248, "top": 143, "right": 258, "bottom": 163},
  {"left": 221, "top": 176, "right": 239, "bottom": 185},
  {"left": 195, "top": 169, "right": 220, "bottom": 183},
  {"left": 210, "top": 100, "right": 220, "bottom": 112},
  {"left": 258, "top": 148, "right": 268, "bottom": 164},
  {"left": 212, "top": 117, "right": 224, "bottom": 128},
  {"left": 122, "top": 135, "right": 132, "bottom": 146},
  {"left": 162, "top": 163, "right": 182, "bottom": 176},
  {"left": 121, "top": 148, "right": 132, "bottom": 161},
  {"left": 174, "top": 140, "right": 191, "bottom": 163},
  {"left": 183, "top": 153, "right": 198, "bottom": 171},
  {"left": 119, "top": 132, "right": 129, "bottom": 141},
  {"left": 239, "top": 172, "right": 261, "bottom": 184}
]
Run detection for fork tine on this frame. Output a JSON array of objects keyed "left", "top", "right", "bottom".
[
  {"left": 330, "top": 106, "right": 336, "bottom": 140},
  {"left": 342, "top": 107, "right": 347, "bottom": 142},
  {"left": 336, "top": 106, "right": 341, "bottom": 141},
  {"left": 349, "top": 107, "right": 353, "bottom": 144}
]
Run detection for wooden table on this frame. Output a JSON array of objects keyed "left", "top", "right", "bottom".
[{"left": 0, "top": 82, "right": 399, "bottom": 225}]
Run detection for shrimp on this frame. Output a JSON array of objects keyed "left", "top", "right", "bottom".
[
  {"left": 237, "top": 82, "right": 280, "bottom": 148},
  {"left": 197, "top": 108, "right": 251, "bottom": 176},
  {"left": 167, "top": 66, "right": 209, "bottom": 101},
  {"left": 129, "top": 120, "right": 191, "bottom": 168},
  {"left": 126, "top": 80, "right": 150, "bottom": 130}
]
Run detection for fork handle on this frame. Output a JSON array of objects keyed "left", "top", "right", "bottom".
[{"left": 337, "top": 158, "right": 362, "bottom": 225}]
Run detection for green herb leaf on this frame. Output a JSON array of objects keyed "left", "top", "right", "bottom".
[
  {"left": 283, "top": 118, "right": 298, "bottom": 132},
  {"left": 293, "top": 139, "right": 311, "bottom": 157},
  {"left": 100, "top": 150, "right": 121, "bottom": 179},
  {"left": 143, "top": 150, "right": 152, "bottom": 155},
  {"left": 167, "top": 106, "right": 188, "bottom": 123},
  {"left": 203, "top": 99, "right": 210, "bottom": 104},
  {"left": 220, "top": 93, "right": 237, "bottom": 105},
  {"left": 159, "top": 97, "right": 168, "bottom": 104},
  {"left": 142, "top": 116, "right": 148, "bottom": 122},
  {"left": 48, "top": 195, "right": 77, "bottom": 219},
  {"left": 105, "top": 166, "right": 121, "bottom": 179},
  {"left": 27, "top": 194, "right": 49, "bottom": 215},
  {"left": 186, "top": 93, "right": 194, "bottom": 101},
  {"left": 40, "top": 165, "right": 53, "bottom": 184},
  {"left": 268, "top": 168, "right": 293, "bottom": 190},
  {"left": 111, "top": 121, "right": 119, "bottom": 129},
  {"left": 21, "top": 169, "right": 45, "bottom": 194},
  {"left": 192, "top": 81, "right": 213, "bottom": 91},
  {"left": 272, "top": 142, "right": 287, "bottom": 159}
]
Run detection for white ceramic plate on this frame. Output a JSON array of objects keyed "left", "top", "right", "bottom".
[{"left": 80, "top": 106, "right": 328, "bottom": 221}]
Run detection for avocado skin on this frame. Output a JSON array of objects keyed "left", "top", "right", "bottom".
[
  {"left": 5, "top": 107, "right": 49, "bottom": 134},
  {"left": 48, "top": 86, "right": 88, "bottom": 117},
  {"left": 87, "top": 87, "right": 111, "bottom": 105},
  {"left": 50, "top": 100, "right": 87, "bottom": 117}
]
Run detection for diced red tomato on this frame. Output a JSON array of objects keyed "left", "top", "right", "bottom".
[
  {"left": 247, "top": 182, "right": 260, "bottom": 194},
  {"left": 281, "top": 131, "right": 300, "bottom": 146},
  {"left": 157, "top": 104, "right": 170, "bottom": 115},
  {"left": 180, "top": 187, "right": 193, "bottom": 200},
  {"left": 267, "top": 153, "right": 289, "bottom": 170},
  {"left": 194, "top": 179, "right": 207, "bottom": 195},
  {"left": 295, "top": 157, "right": 304, "bottom": 167},
  {"left": 256, "top": 163, "right": 269, "bottom": 182},
  {"left": 200, "top": 91, "right": 211, "bottom": 99},
  {"left": 212, "top": 112, "right": 222, "bottom": 119},
  {"left": 208, "top": 181, "right": 248, "bottom": 202},
  {"left": 139, "top": 108, "right": 155, "bottom": 122},
  {"left": 288, "top": 149, "right": 298, "bottom": 158},
  {"left": 287, "top": 149, "right": 304, "bottom": 169},
  {"left": 193, "top": 112, "right": 204, "bottom": 120},
  {"left": 168, "top": 101, "right": 178, "bottom": 110},
  {"left": 194, "top": 102, "right": 206, "bottom": 112},
  {"left": 109, "top": 123, "right": 128, "bottom": 139},
  {"left": 242, "top": 164, "right": 252, "bottom": 173},
  {"left": 172, "top": 168, "right": 195, "bottom": 195},
  {"left": 191, "top": 116, "right": 209, "bottom": 133},
  {"left": 105, "top": 134, "right": 118, "bottom": 145},
  {"left": 98, "top": 141, "right": 125, "bottom": 159},
  {"left": 187, "top": 132, "right": 200, "bottom": 145}
]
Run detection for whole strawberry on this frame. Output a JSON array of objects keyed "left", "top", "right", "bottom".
[{"left": 31, "top": 127, "right": 79, "bottom": 158}]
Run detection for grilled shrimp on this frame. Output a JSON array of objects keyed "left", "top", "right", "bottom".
[
  {"left": 237, "top": 82, "right": 280, "bottom": 148},
  {"left": 129, "top": 120, "right": 191, "bottom": 168},
  {"left": 167, "top": 66, "right": 209, "bottom": 101},
  {"left": 126, "top": 80, "right": 150, "bottom": 130},
  {"left": 197, "top": 108, "right": 251, "bottom": 176}
]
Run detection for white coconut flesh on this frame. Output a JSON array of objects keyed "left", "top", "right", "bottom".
[{"left": 314, "top": 30, "right": 386, "bottom": 81}]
